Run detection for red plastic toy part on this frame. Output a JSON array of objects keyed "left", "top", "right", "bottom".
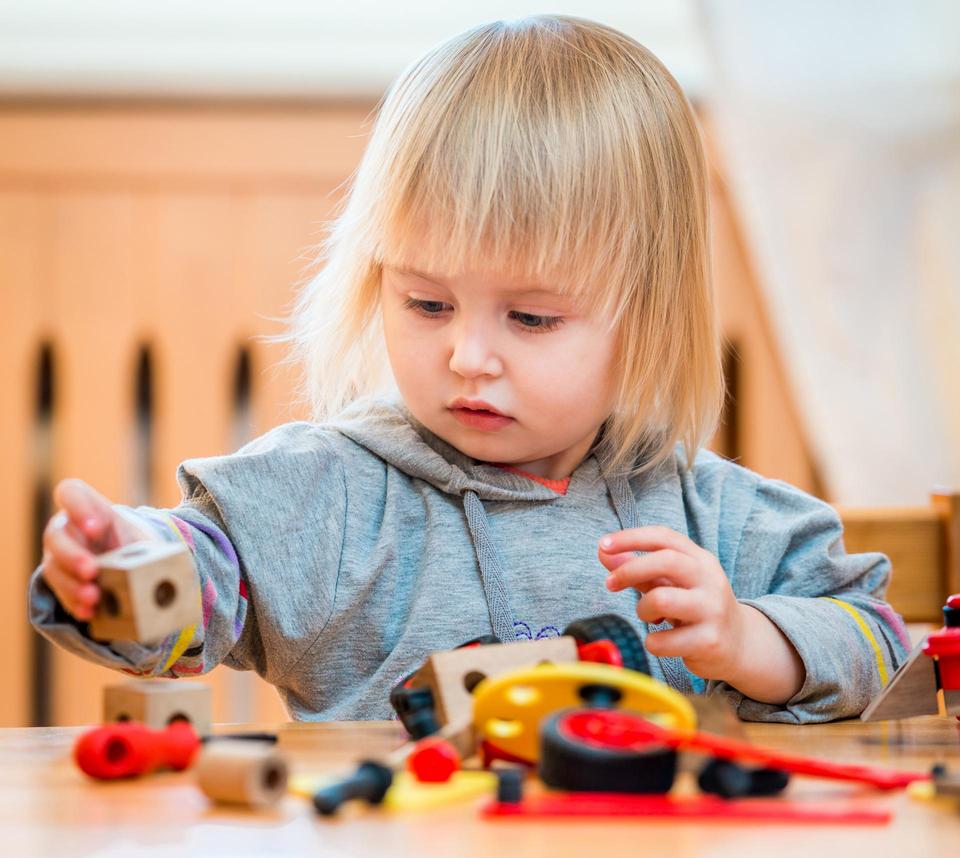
[
  {"left": 557, "top": 709, "right": 927, "bottom": 790},
  {"left": 924, "top": 628, "right": 960, "bottom": 690},
  {"left": 576, "top": 640, "right": 623, "bottom": 668},
  {"left": 407, "top": 737, "right": 461, "bottom": 783},
  {"left": 74, "top": 721, "right": 200, "bottom": 780},
  {"left": 483, "top": 793, "right": 890, "bottom": 825}
]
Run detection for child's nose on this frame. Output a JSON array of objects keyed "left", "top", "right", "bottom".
[{"left": 448, "top": 328, "right": 503, "bottom": 379}]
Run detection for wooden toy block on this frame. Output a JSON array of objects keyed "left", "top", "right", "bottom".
[
  {"left": 861, "top": 640, "right": 941, "bottom": 721},
  {"left": 195, "top": 742, "right": 288, "bottom": 808},
  {"left": 862, "top": 593, "right": 960, "bottom": 721},
  {"left": 410, "top": 636, "right": 578, "bottom": 727},
  {"left": 104, "top": 680, "right": 212, "bottom": 736},
  {"left": 89, "top": 541, "right": 201, "bottom": 643}
]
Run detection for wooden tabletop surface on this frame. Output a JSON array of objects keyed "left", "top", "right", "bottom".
[{"left": 2, "top": 716, "right": 959, "bottom": 858}]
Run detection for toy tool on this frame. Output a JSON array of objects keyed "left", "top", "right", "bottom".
[
  {"left": 74, "top": 721, "right": 199, "bottom": 780},
  {"left": 553, "top": 708, "right": 927, "bottom": 790},
  {"left": 312, "top": 761, "right": 394, "bottom": 816},
  {"left": 482, "top": 792, "right": 892, "bottom": 824}
]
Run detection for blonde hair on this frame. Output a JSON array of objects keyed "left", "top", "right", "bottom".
[{"left": 287, "top": 15, "right": 723, "bottom": 477}]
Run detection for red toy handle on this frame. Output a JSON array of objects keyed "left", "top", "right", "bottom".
[
  {"left": 559, "top": 709, "right": 928, "bottom": 790},
  {"left": 74, "top": 721, "right": 200, "bottom": 780}
]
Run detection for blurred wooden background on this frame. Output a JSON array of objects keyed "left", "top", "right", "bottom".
[{"left": 0, "top": 101, "right": 834, "bottom": 727}]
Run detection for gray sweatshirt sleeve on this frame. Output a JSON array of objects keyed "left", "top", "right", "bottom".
[
  {"left": 28, "top": 423, "right": 347, "bottom": 684},
  {"left": 708, "top": 476, "right": 911, "bottom": 723}
]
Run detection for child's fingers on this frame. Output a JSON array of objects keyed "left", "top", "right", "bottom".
[
  {"left": 644, "top": 623, "right": 720, "bottom": 662},
  {"left": 42, "top": 514, "right": 99, "bottom": 581},
  {"left": 634, "top": 586, "right": 701, "bottom": 626},
  {"left": 599, "top": 526, "right": 701, "bottom": 560},
  {"left": 604, "top": 549, "right": 698, "bottom": 592},
  {"left": 42, "top": 557, "right": 100, "bottom": 621},
  {"left": 596, "top": 548, "right": 634, "bottom": 573},
  {"left": 53, "top": 478, "right": 116, "bottom": 544}
]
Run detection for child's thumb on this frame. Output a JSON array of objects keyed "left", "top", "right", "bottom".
[{"left": 53, "top": 478, "right": 117, "bottom": 542}]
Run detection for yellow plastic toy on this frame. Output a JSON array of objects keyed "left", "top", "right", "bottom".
[{"left": 471, "top": 661, "right": 696, "bottom": 763}]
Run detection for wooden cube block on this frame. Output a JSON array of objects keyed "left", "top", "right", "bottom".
[
  {"left": 104, "top": 679, "right": 212, "bottom": 735},
  {"left": 412, "top": 636, "right": 578, "bottom": 727},
  {"left": 89, "top": 541, "right": 201, "bottom": 643}
]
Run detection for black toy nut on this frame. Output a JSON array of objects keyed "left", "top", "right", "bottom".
[
  {"left": 496, "top": 768, "right": 526, "bottom": 804},
  {"left": 697, "top": 758, "right": 790, "bottom": 798}
]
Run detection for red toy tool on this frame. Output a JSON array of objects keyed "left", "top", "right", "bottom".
[
  {"left": 74, "top": 721, "right": 200, "bottom": 780},
  {"left": 555, "top": 709, "right": 928, "bottom": 790},
  {"left": 483, "top": 792, "right": 891, "bottom": 825}
]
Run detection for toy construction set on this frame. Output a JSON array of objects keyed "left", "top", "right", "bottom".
[{"left": 71, "top": 541, "right": 960, "bottom": 823}]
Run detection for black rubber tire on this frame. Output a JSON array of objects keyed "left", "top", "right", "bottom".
[
  {"left": 458, "top": 634, "right": 502, "bottom": 647},
  {"left": 563, "top": 614, "right": 649, "bottom": 674},
  {"left": 538, "top": 709, "right": 677, "bottom": 794}
]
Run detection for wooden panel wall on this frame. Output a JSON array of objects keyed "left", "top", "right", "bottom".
[
  {"left": 0, "top": 104, "right": 372, "bottom": 727},
  {"left": 0, "top": 103, "right": 817, "bottom": 727}
]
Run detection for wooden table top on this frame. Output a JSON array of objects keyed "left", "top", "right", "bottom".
[{"left": 2, "top": 717, "right": 959, "bottom": 858}]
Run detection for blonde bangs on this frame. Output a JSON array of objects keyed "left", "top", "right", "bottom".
[{"left": 286, "top": 15, "right": 723, "bottom": 475}]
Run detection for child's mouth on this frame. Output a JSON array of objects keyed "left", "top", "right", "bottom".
[{"left": 450, "top": 407, "right": 514, "bottom": 431}]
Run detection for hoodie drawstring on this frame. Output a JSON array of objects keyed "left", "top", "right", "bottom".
[
  {"left": 604, "top": 471, "right": 692, "bottom": 693},
  {"left": 461, "top": 470, "right": 692, "bottom": 694},
  {"left": 462, "top": 489, "right": 518, "bottom": 642}
]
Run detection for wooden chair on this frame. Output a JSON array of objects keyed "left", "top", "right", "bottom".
[{"left": 835, "top": 490, "right": 960, "bottom": 623}]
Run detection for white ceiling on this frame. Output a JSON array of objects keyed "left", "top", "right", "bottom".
[{"left": 0, "top": 0, "right": 708, "bottom": 99}]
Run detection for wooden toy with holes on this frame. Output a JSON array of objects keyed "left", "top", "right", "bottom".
[
  {"left": 860, "top": 593, "right": 960, "bottom": 721},
  {"left": 408, "top": 636, "right": 579, "bottom": 729},
  {"left": 103, "top": 679, "right": 212, "bottom": 736},
  {"left": 89, "top": 541, "right": 201, "bottom": 643}
]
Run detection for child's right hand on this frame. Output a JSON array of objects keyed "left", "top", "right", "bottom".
[{"left": 41, "top": 479, "right": 143, "bottom": 621}]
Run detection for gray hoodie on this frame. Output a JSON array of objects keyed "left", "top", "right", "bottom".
[{"left": 29, "top": 397, "right": 909, "bottom": 723}]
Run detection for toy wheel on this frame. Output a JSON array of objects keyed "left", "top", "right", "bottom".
[
  {"left": 459, "top": 634, "right": 502, "bottom": 647},
  {"left": 472, "top": 662, "right": 696, "bottom": 764},
  {"left": 563, "top": 614, "right": 649, "bottom": 673},
  {"left": 539, "top": 709, "right": 677, "bottom": 793}
]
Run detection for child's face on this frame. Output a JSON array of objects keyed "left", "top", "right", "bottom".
[{"left": 381, "top": 265, "right": 617, "bottom": 479}]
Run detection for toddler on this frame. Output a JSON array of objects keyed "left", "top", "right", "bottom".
[{"left": 30, "top": 15, "right": 908, "bottom": 723}]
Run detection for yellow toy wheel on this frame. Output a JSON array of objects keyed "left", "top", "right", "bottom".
[{"left": 472, "top": 662, "right": 696, "bottom": 764}]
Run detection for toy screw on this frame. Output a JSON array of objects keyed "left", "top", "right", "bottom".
[{"left": 312, "top": 760, "right": 393, "bottom": 816}]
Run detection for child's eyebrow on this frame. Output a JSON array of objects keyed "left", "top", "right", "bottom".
[
  {"left": 395, "top": 266, "right": 563, "bottom": 299},
  {"left": 395, "top": 266, "right": 444, "bottom": 285}
]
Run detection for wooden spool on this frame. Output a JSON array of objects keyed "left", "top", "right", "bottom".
[{"left": 195, "top": 742, "right": 288, "bottom": 808}]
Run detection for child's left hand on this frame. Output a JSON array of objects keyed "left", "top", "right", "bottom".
[{"left": 598, "top": 526, "right": 748, "bottom": 681}]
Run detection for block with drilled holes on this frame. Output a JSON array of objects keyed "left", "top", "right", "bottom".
[
  {"left": 103, "top": 680, "right": 212, "bottom": 735},
  {"left": 411, "top": 637, "right": 578, "bottom": 728},
  {"left": 89, "top": 541, "right": 200, "bottom": 644}
]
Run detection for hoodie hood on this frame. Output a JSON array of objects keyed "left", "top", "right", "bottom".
[{"left": 329, "top": 396, "right": 573, "bottom": 503}]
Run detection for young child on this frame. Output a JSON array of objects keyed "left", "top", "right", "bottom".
[{"left": 29, "top": 15, "right": 908, "bottom": 723}]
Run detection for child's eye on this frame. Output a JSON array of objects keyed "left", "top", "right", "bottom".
[
  {"left": 404, "top": 297, "right": 451, "bottom": 316},
  {"left": 509, "top": 311, "right": 565, "bottom": 333}
]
